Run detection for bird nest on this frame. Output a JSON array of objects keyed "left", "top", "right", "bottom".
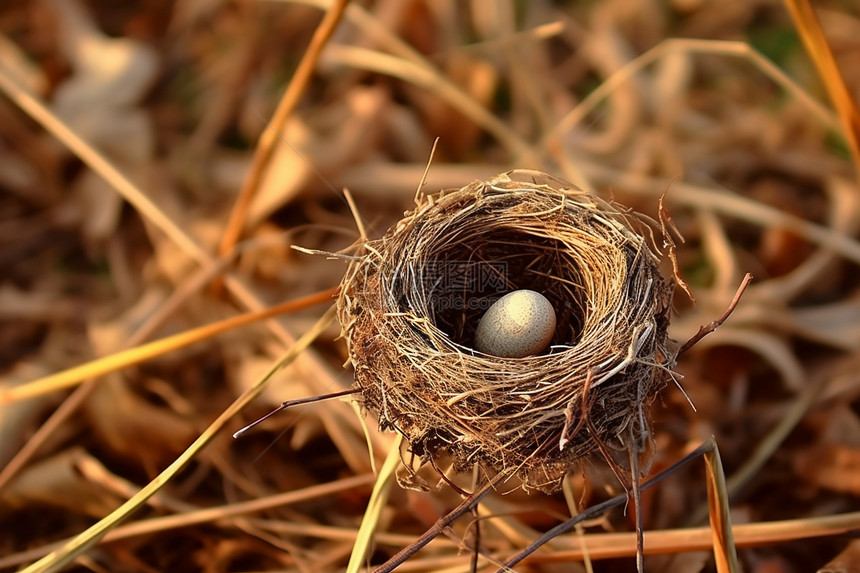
[{"left": 337, "top": 170, "right": 677, "bottom": 493}]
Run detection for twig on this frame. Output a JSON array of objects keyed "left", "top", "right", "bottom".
[
  {"left": 495, "top": 440, "right": 716, "bottom": 571},
  {"left": 372, "top": 472, "right": 507, "bottom": 573},
  {"left": 232, "top": 387, "right": 357, "bottom": 438},
  {"left": 783, "top": 0, "right": 860, "bottom": 169},
  {"left": 629, "top": 424, "right": 644, "bottom": 573},
  {"left": 659, "top": 192, "right": 695, "bottom": 302},
  {"left": 678, "top": 273, "right": 753, "bottom": 356}
]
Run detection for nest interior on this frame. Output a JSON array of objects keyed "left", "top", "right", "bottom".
[{"left": 338, "top": 170, "right": 677, "bottom": 493}]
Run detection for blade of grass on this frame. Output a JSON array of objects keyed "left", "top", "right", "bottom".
[
  {"left": 561, "top": 477, "right": 594, "bottom": 573},
  {"left": 703, "top": 437, "right": 740, "bottom": 573},
  {"left": 282, "top": 0, "right": 544, "bottom": 168},
  {"left": 498, "top": 439, "right": 860, "bottom": 568},
  {"left": 0, "top": 287, "right": 337, "bottom": 404},
  {"left": 0, "top": 59, "right": 208, "bottom": 267},
  {"left": 1, "top": 36, "right": 384, "bottom": 471},
  {"left": 346, "top": 433, "right": 403, "bottom": 573},
  {"left": 688, "top": 371, "right": 828, "bottom": 525},
  {"left": 0, "top": 243, "right": 275, "bottom": 493},
  {"left": 0, "top": 473, "right": 375, "bottom": 570},
  {"left": 350, "top": 400, "right": 378, "bottom": 475},
  {"left": 545, "top": 38, "right": 840, "bottom": 159},
  {"left": 218, "top": 0, "right": 351, "bottom": 259},
  {"left": 783, "top": 0, "right": 860, "bottom": 170},
  {"left": 17, "top": 304, "right": 337, "bottom": 573}
]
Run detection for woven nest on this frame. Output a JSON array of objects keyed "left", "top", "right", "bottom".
[{"left": 337, "top": 170, "right": 677, "bottom": 493}]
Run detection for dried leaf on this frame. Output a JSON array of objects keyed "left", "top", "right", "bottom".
[
  {"left": 794, "top": 443, "right": 860, "bottom": 496},
  {"left": 793, "top": 298, "right": 860, "bottom": 352},
  {"left": 1, "top": 447, "right": 123, "bottom": 517},
  {"left": 48, "top": 0, "right": 158, "bottom": 112},
  {"left": 818, "top": 538, "right": 860, "bottom": 573},
  {"left": 85, "top": 378, "right": 197, "bottom": 473},
  {"left": 0, "top": 363, "right": 52, "bottom": 468}
]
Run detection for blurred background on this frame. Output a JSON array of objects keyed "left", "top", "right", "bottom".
[{"left": 1, "top": 0, "right": 860, "bottom": 571}]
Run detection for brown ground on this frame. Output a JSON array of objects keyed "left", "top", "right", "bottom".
[{"left": 1, "top": 1, "right": 860, "bottom": 572}]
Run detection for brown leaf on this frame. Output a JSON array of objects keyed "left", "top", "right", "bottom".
[
  {"left": 818, "top": 538, "right": 860, "bottom": 573},
  {"left": 48, "top": 0, "right": 158, "bottom": 112},
  {"left": 793, "top": 443, "right": 860, "bottom": 496},
  {"left": 85, "top": 378, "right": 197, "bottom": 474},
  {"left": 1, "top": 447, "right": 123, "bottom": 517}
]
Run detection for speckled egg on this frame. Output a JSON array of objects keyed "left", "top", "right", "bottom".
[{"left": 474, "top": 289, "right": 556, "bottom": 358}]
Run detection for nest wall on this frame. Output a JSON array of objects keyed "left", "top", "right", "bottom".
[{"left": 338, "top": 170, "right": 677, "bottom": 492}]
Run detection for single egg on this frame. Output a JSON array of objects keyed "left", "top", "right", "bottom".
[{"left": 474, "top": 289, "right": 556, "bottom": 358}]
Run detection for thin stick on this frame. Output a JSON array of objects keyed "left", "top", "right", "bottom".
[
  {"left": 427, "top": 455, "right": 470, "bottom": 496},
  {"left": 218, "top": 0, "right": 351, "bottom": 259},
  {"left": 659, "top": 192, "right": 695, "bottom": 302},
  {"left": 343, "top": 188, "right": 367, "bottom": 243},
  {"left": 468, "top": 464, "right": 483, "bottom": 573},
  {"left": 414, "top": 137, "right": 440, "bottom": 207},
  {"left": 372, "top": 472, "right": 507, "bottom": 573},
  {"left": 678, "top": 273, "right": 752, "bottom": 356},
  {"left": 496, "top": 440, "right": 715, "bottom": 571},
  {"left": 629, "top": 425, "right": 644, "bottom": 573},
  {"left": 232, "top": 388, "right": 358, "bottom": 438}
]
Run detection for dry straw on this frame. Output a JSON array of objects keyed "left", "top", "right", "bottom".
[{"left": 338, "top": 169, "right": 677, "bottom": 493}]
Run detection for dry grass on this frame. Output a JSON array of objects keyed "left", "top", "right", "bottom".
[{"left": 1, "top": 1, "right": 860, "bottom": 572}]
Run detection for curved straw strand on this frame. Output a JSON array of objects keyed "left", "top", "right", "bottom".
[
  {"left": 281, "top": 0, "right": 542, "bottom": 166},
  {"left": 544, "top": 38, "right": 840, "bottom": 156},
  {"left": 0, "top": 60, "right": 205, "bottom": 266},
  {"left": 0, "top": 473, "right": 374, "bottom": 570},
  {"left": 0, "top": 287, "right": 338, "bottom": 404},
  {"left": 784, "top": 0, "right": 860, "bottom": 168},
  {"left": 218, "top": 0, "right": 351, "bottom": 257},
  {"left": 18, "top": 305, "right": 338, "bottom": 573},
  {"left": 518, "top": 511, "right": 860, "bottom": 563}
]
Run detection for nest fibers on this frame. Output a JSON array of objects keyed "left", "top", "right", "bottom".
[{"left": 337, "top": 170, "right": 678, "bottom": 493}]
